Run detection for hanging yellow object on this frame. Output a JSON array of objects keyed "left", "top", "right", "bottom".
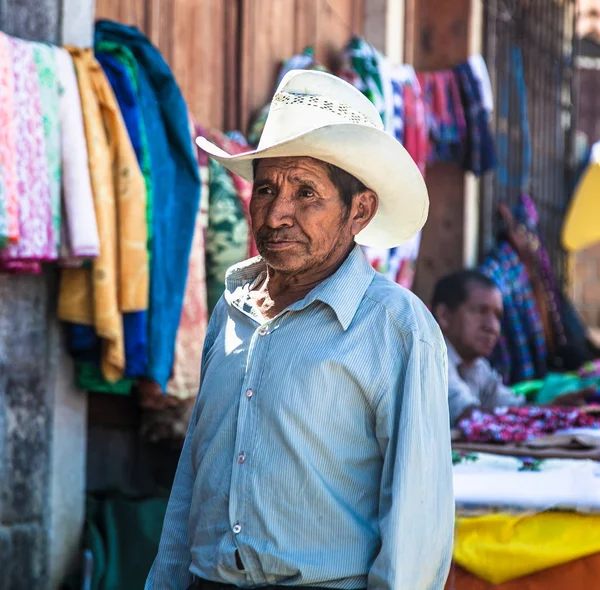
[
  {"left": 454, "top": 511, "right": 600, "bottom": 584},
  {"left": 562, "top": 158, "right": 600, "bottom": 252}
]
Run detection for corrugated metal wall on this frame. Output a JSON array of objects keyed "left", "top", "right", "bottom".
[{"left": 95, "top": 0, "right": 364, "bottom": 132}]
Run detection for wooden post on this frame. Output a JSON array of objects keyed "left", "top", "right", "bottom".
[{"left": 410, "top": 0, "right": 473, "bottom": 306}]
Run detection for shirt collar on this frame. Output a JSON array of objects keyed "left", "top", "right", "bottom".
[{"left": 224, "top": 245, "right": 376, "bottom": 331}]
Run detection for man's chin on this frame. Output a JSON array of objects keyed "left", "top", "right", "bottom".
[{"left": 260, "top": 250, "right": 305, "bottom": 273}]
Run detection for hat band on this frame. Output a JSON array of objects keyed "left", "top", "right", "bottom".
[{"left": 271, "top": 91, "right": 380, "bottom": 129}]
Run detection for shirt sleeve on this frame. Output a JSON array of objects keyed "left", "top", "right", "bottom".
[
  {"left": 368, "top": 326, "right": 454, "bottom": 590},
  {"left": 145, "top": 299, "right": 225, "bottom": 590},
  {"left": 448, "top": 362, "right": 482, "bottom": 426}
]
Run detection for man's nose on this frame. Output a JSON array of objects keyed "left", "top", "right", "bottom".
[{"left": 265, "top": 192, "right": 295, "bottom": 228}]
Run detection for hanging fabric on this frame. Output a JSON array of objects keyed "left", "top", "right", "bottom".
[
  {"left": 496, "top": 45, "right": 530, "bottom": 191},
  {"left": 32, "top": 42, "right": 61, "bottom": 254},
  {"left": 455, "top": 60, "right": 498, "bottom": 176},
  {"left": 198, "top": 125, "right": 250, "bottom": 314},
  {"left": 1, "top": 36, "right": 54, "bottom": 271},
  {"left": 167, "top": 121, "right": 210, "bottom": 400},
  {"left": 0, "top": 32, "right": 19, "bottom": 247},
  {"left": 95, "top": 21, "right": 201, "bottom": 392},
  {"left": 95, "top": 49, "right": 151, "bottom": 379},
  {"left": 54, "top": 47, "right": 100, "bottom": 262},
  {"left": 58, "top": 47, "right": 148, "bottom": 383}
]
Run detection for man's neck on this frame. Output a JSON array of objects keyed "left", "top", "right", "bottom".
[{"left": 251, "top": 246, "right": 353, "bottom": 319}]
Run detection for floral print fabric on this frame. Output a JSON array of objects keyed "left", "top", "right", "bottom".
[
  {"left": 1, "top": 36, "right": 53, "bottom": 267},
  {"left": 0, "top": 33, "right": 18, "bottom": 246},
  {"left": 458, "top": 406, "right": 600, "bottom": 443}
]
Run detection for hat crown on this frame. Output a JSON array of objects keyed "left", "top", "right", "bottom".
[{"left": 257, "top": 70, "right": 384, "bottom": 150}]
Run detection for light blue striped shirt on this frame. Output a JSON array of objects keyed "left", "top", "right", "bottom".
[{"left": 146, "top": 246, "right": 454, "bottom": 590}]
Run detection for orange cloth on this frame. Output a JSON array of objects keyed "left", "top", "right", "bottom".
[
  {"left": 58, "top": 48, "right": 148, "bottom": 382},
  {"left": 445, "top": 553, "right": 600, "bottom": 590}
]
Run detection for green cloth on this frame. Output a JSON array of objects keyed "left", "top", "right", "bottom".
[
  {"left": 76, "top": 362, "right": 134, "bottom": 396},
  {"left": 84, "top": 494, "right": 168, "bottom": 590},
  {"left": 534, "top": 372, "right": 600, "bottom": 405},
  {"left": 205, "top": 159, "right": 249, "bottom": 313},
  {"left": 32, "top": 42, "right": 61, "bottom": 252},
  {"left": 94, "top": 40, "right": 153, "bottom": 249},
  {"left": 510, "top": 379, "right": 545, "bottom": 401},
  {"left": 343, "top": 37, "right": 386, "bottom": 122}
]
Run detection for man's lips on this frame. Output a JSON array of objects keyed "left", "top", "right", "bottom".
[{"left": 264, "top": 240, "right": 299, "bottom": 250}]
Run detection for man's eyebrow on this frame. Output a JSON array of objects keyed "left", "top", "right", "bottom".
[{"left": 290, "top": 175, "right": 318, "bottom": 189}]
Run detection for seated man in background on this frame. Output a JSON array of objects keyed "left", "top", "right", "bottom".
[{"left": 432, "top": 270, "right": 591, "bottom": 426}]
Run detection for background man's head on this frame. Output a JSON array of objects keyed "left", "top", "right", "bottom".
[
  {"left": 432, "top": 270, "right": 503, "bottom": 363},
  {"left": 250, "top": 156, "right": 378, "bottom": 275}
]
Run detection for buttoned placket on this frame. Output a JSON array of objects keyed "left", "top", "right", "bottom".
[{"left": 226, "top": 296, "right": 284, "bottom": 585}]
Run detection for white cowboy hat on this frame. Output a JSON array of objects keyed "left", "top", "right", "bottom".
[{"left": 196, "top": 70, "right": 428, "bottom": 248}]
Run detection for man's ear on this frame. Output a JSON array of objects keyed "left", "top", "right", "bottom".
[
  {"left": 350, "top": 190, "right": 378, "bottom": 236},
  {"left": 434, "top": 304, "right": 451, "bottom": 331}
]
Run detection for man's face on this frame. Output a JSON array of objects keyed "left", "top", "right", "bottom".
[
  {"left": 437, "top": 285, "right": 503, "bottom": 362},
  {"left": 250, "top": 157, "right": 357, "bottom": 275}
]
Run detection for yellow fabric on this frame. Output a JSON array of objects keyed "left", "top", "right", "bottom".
[
  {"left": 562, "top": 160, "right": 600, "bottom": 251},
  {"left": 454, "top": 512, "right": 600, "bottom": 584},
  {"left": 58, "top": 48, "right": 148, "bottom": 382}
]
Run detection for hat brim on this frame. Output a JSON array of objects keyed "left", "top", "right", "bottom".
[{"left": 196, "top": 123, "right": 428, "bottom": 249}]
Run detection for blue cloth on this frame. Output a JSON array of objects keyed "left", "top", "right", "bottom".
[
  {"left": 497, "top": 46, "right": 531, "bottom": 192},
  {"left": 96, "top": 50, "right": 148, "bottom": 378},
  {"left": 455, "top": 62, "right": 497, "bottom": 176},
  {"left": 146, "top": 246, "right": 454, "bottom": 590},
  {"left": 95, "top": 21, "right": 201, "bottom": 391},
  {"left": 480, "top": 241, "right": 547, "bottom": 384}
]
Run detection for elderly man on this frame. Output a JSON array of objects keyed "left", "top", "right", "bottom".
[
  {"left": 147, "top": 70, "right": 453, "bottom": 590},
  {"left": 432, "top": 270, "right": 593, "bottom": 426}
]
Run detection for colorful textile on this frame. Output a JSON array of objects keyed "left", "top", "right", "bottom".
[
  {"left": 468, "top": 53, "right": 494, "bottom": 115},
  {"left": 94, "top": 40, "right": 153, "bottom": 248},
  {"left": 480, "top": 241, "right": 547, "bottom": 384},
  {"left": 419, "top": 71, "right": 465, "bottom": 162},
  {"left": 167, "top": 159, "right": 209, "bottom": 400},
  {"left": 579, "top": 359, "right": 600, "bottom": 379},
  {"left": 204, "top": 156, "right": 250, "bottom": 314},
  {"left": 0, "top": 33, "right": 18, "bottom": 245},
  {"left": 203, "top": 128, "right": 257, "bottom": 258},
  {"left": 514, "top": 194, "right": 567, "bottom": 348},
  {"left": 59, "top": 47, "right": 148, "bottom": 383},
  {"left": 458, "top": 406, "right": 600, "bottom": 443},
  {"left": 454, "top": 512, "right": 600, "bottom": 584},
  {"left": 96, "top": 50, "right": 149, "bottom": 378},
  {"left": 54, "top": 47, "right": 100, "bottom": 261},
  {"left": 455, "top": 61, "right": 497, "bottom": 176},
  {"left": 1, "top": 36, "right": 53, "bottom": 266},
  {"left": 339, "top": 36, "right": 386, "bottom": 122},
  {"left": 95, "top": 20, "right": 201, "bottom": 391},
  {"left": 32, "top": 42, "right": 61, "bottom": 255},
  {"left": 402, "top": 72, "right": 429, "bottom": 176},
  {"left": 497, "top": 46, "right": 530, "bottom": 192}
]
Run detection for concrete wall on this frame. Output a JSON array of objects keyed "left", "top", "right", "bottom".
[{"left": 0, "top": 1, "right": 94, "bottom": 588}]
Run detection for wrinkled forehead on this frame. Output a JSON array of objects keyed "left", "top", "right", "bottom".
[{"left": 254, "top": 156, "right": 328, "bottom": 175}]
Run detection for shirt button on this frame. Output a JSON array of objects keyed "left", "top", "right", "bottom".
[
  {"left": 245, "top": 389, "right": 254, "bottom": 399},
  {"left": 237, "top": 453, "right": 246, "bottom": 464},
  {"left": 258, "top": 327, "right": 269, "bottom": 336},
  {"left": 232, "top": 523, "right": 242, "bottom": 534}
]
